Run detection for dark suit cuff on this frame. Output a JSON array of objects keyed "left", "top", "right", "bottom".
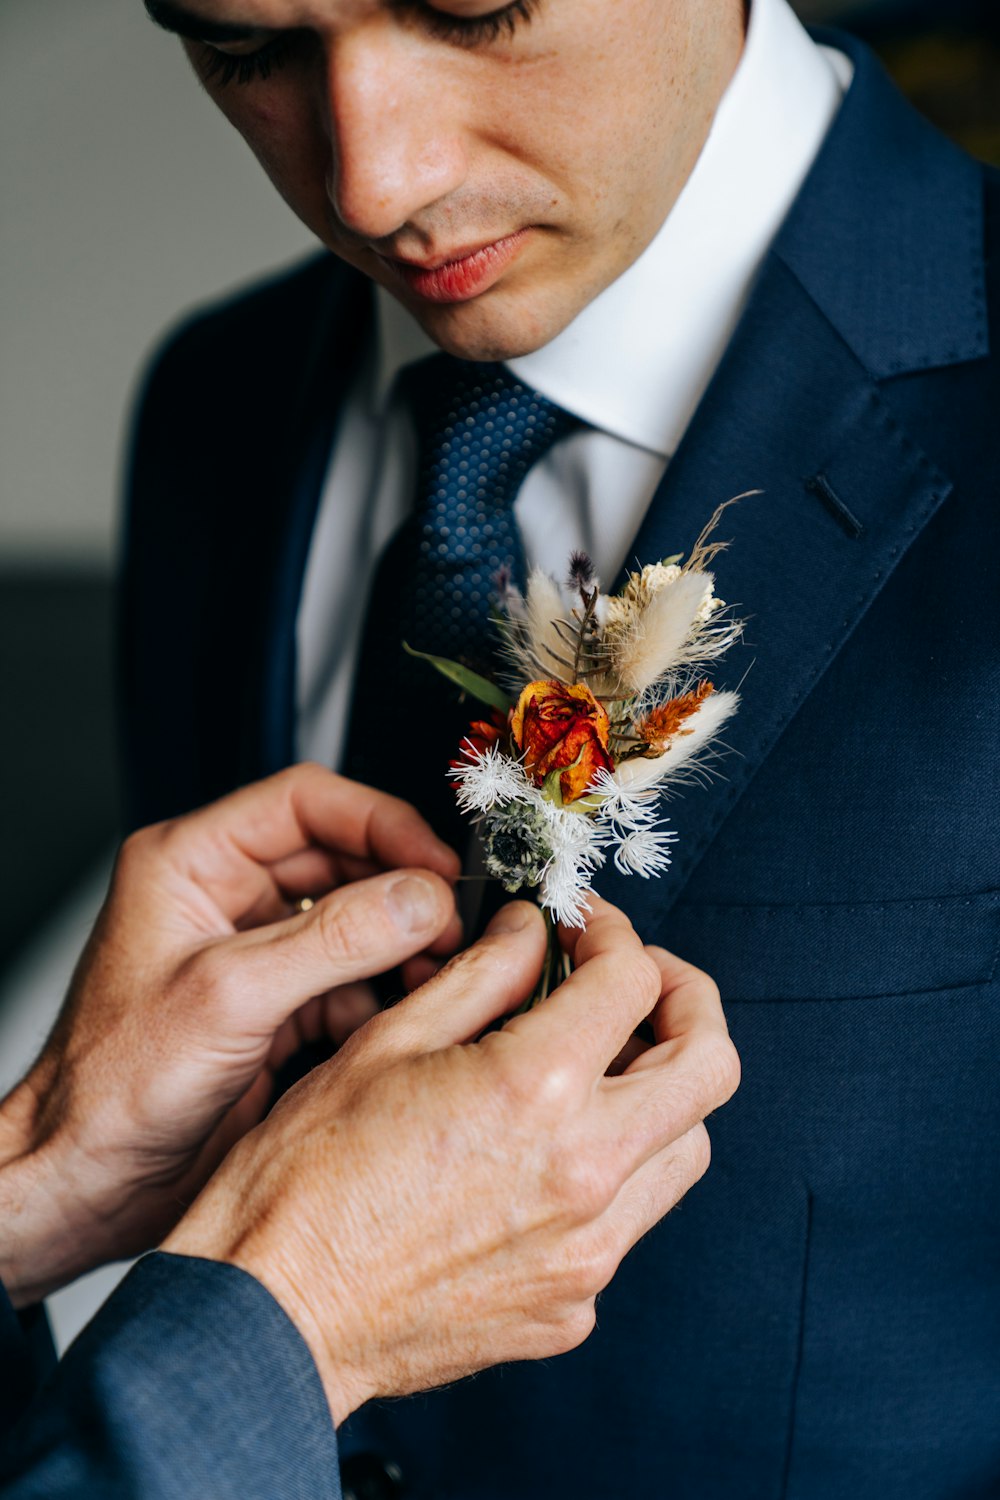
[
  {"left": 0, "top": 1281, "right": 55, "bottom": 1436},
  {"left": 2, "top": 1250, "right": 341, "bottom": 1499}
]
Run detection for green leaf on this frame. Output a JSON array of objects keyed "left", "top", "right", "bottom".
[
  {"left": 661, "top": 553, "right": 683, "bottom": 566},
  {"left": 541, "top": 766, "right": 566, "bottom": 808},
  {"left": 402, "top": 642, "right": 513, "bottom": 714}
]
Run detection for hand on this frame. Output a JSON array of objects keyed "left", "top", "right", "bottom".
[
  {"left": 164, "top": 897, "right": 740, "bottom": 1425},
  {"left": 0, "top": 764, "right": 461, "bottom": 1306}
]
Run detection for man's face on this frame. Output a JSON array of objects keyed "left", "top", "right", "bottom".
[{"left": 149, "top": 1, "right": 743, "bottom": 360}]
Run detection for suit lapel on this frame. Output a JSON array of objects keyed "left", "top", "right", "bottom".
[
  {"left": 594, "top": 252, "right": 953, "bottom": 928},
  {"left": 231, "top": 268, "right": 372, "bottom": 786},
  {"left": 592, "top": 33, "right": 986, "bottom": 929}
]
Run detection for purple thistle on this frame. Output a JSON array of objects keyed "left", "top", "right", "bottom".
[
  {"left": 567, "top": 550, "right": 596, "bottom": 594},
  {"left": 491, "top": 563, "right": 513, "bottom": 604}
]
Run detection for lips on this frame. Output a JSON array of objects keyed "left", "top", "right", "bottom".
[{"left": 377, "top": 230, "right": 529, "bottom": 304}]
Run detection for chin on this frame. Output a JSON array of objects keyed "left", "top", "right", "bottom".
[{"left": 412, "top": 288, "right": 577, "bottom": 364}]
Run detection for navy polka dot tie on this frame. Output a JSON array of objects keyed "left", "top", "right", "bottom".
[
  {"left": 343, "top": 354, "right": 581, "bottom": 837},
  {"left": 398, "top": 353, "right": 580, "bottom": 668}
]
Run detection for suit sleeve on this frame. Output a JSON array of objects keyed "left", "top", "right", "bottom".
[
  {"left": 0, "top": 1252, "right": 342, "bottom": 1500},
  {"left": 0, "top": 1286, "right": 56, "bottom": 1439}
]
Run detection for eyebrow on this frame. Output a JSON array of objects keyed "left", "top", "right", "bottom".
[{"left": 143, "top": 1, "right": 272, "bottom": 42}]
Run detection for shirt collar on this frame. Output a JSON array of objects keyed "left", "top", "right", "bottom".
[{"left": 374, "top": 0, "right": 852, "bottom": 458}]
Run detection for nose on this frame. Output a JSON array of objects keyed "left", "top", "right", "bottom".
[{"left": 323, "top": 22, "right": 469, "bottom": 242}]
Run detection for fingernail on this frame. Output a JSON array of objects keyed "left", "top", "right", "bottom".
[
  {"left": 489, "top": 901, "right": 536, "bottom": 935},
  {"left": 386, "top": 875, "right": 439, "bottom": 933}
]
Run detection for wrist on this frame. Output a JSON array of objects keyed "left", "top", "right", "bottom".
[
  {"left": 0, "top": 1079, "right": 53, "bottom": 1306},
  {"left": 0, "top": 1074, "right": 120, "bottom": 1307},
  {"left": 163, "top": 1172, "right": 372, "bottom": 1426}
]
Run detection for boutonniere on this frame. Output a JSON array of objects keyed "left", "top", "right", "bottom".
[{"left": 407, "top": 501, "right": 748, "bottom": 1007}]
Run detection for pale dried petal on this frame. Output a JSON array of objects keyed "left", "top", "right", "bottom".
[
  {"left": 526, "top": 570, "right": 573, "bottom": 682},
  {"left": 606, "top": 570, "right": 712, "bottom": 695}
]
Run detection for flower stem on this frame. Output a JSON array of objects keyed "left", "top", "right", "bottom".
[{"left": 522, "top": 905, "right": 565, "bottom": 1011}]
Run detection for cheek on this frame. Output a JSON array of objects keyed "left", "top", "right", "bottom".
[
  {"left": 221, "top": 92, "right": 332, "bottom": 235},
  {"left": 481, "top": 21, "right": 689, "bottom": 235}
]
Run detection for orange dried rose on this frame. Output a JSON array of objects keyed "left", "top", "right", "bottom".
[
  {"left": 636, "top": 680, "right": 714, "bottom": 754},
  {"left": 510, "top": 679, "right": 613, "bottom": 803}
]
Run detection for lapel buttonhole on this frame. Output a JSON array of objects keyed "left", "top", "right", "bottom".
[{"left": 805, "top": 472, "right": 864, "bottom": 539}]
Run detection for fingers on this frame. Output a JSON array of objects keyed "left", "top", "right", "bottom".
[
  {"left": 400, "top": 953, "right": 445, "bottom": 993},
  {"left": 367, "top": 902, "right": 548, "bottom": 1056},
  {"left": 509, "top": 897, "right": 661, "bottom": 1077},
  {"left": 643, "top": 946, "right": 733, "bottom": 1050},
  {"left": 145, "top": 764, "right": 460, "bottom": 925},
  {"left": 606, "top": 1034, "right": 648, "bottom": 1077},
  {"left": 266, "top": 983, "right": 382, "bottom": 1072},
  {"left": 196, "top": 869, "right": 458, "bottom": 1038},
  {"left": 598, "top": 946, "right": 740, "bottom": 1172},
  {"left": 589, "top": 1123, "right": 713, "bottom": 1278}
]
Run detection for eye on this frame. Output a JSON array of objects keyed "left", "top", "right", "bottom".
[
  {"left": 195, "top": 33, "right": 295, "bottom": 88},
  {"left": 194, "top": 0, "right": 540, "bottom": 90},
  {"left": 418, "top": 0, "right": 540, "bottom": 47}
]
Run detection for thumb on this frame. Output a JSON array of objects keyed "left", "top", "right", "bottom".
[
  {"left": 208, "top": 870, "right": 457, "bottom": 1037},
  {"left": 371, "top": 901, "right": 548, "bottom": 1057}
]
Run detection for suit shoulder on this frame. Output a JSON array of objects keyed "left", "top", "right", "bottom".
[
  {"left": 135, "top": 251, "right": 346, "bottom": 416},
  {"left": 984, "top": 160, "right": 1000, "bottom": 265}
]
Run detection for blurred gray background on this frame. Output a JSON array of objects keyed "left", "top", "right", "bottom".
[
  {"left": 1, "top": 0, "right": 998, "bottom": 984},
  {"left": 0, "top": 0, "right": 313, "bottom": 977}
]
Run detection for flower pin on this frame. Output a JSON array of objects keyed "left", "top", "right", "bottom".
[{"left": 406, "top": 497, "right": 752, "bottom": 1007}]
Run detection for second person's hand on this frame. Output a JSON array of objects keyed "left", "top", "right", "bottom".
[{"left": 0, "top": 764, "right": 461, "bottom": 1306}]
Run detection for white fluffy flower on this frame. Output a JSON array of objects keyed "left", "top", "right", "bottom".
[
  {"left": 540, "top": 851, "right": 594, "bottom": 929},
  {"left": 448, "top": 744, "right": 530, "bottom": 813},
  {"left": 586, "top": 769, "right": 661, "bottom": 830},
  {"left": 536, "top": 804, "right": 609, "bottom": 928},
  {"left": 584, "top": 768, "right": 677, "bottom": 878},
  {"left": 541, "top": 802, "right": 604, "bottom": 861},
  {"left": 611, "top": 826, "right": 676, "bottom": 877}
]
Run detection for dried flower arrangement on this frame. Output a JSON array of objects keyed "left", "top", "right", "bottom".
[{"left": 407, "top": 499, "right": 749, "bottom": 1007}]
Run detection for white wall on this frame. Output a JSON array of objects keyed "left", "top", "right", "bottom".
[{"left": 0, "top": 0, "right": 314, "bottom": 565}]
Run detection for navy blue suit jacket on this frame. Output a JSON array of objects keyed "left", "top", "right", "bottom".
[
  {"left": 0, "top": 1254, "right": 340, "bottom": 1498},
  {"left": 118, "top": 34, "right": 1000, "bottom": 1500}
]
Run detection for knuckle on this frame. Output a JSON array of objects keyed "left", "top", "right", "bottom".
[
  {"left": 495, "top": 1045, "right": 578, "bottom": 1114},
  {"left": 550, "top": 1301, "right": 597, "bottom": 1355},
  {"left": 687, "top": 960, "right": 721, "bottom": 996},
  {"left": 434, "top": 938, "right": 502, "bottom": 996},
  {"left": 716, "top": 1037, "right": 742, "bottom": 1101},
  {"left": 291, "top": 759, "right": 326, "bottom": 779},
  {"left": 315, "top": 893, "right": 380, "bottom": 966},
  {"left": 565, "top": 1230, "right": 620, "bottom": 1298},
  {"left": 279, "top": 759, "right": 323, "bottom": 789},
  {"left": 618, "top": 949, "right": 662, "bottom": 1011},
  {"left": 698, "top": 1033, "right": 742, "bottom": 1107},
  {"left": 531, "top": 1056, "right": 579, "bottom": 1111},
  {"left": 188, "top": 943, "right": 241, "bottom": 1013},
  {"left": 115, "top": 823, "right": 163, "bottom": 876},
  {"left": 350, "top": 1003, "right": 397, "bottom": 1055},
  {"left": 648, "top": 945, "right": 719, "bottom": 994},
  {"left": 686, "top": 1122, "right": 713, "bottom": 1180},
  {"left": 547, "top": 1145, "right": 615, "bottom": 1222},
  {"left": 647, "top": 1127, "right": 712, "bottom": 1214}
]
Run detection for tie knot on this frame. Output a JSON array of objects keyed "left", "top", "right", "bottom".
[{"left": 398, "top": 353, "right": 580, "bottom": 516}]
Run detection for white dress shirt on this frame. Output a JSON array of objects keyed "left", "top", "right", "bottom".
[{"left": 296, "top": 0, "right": 853, "bottom": 767}]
